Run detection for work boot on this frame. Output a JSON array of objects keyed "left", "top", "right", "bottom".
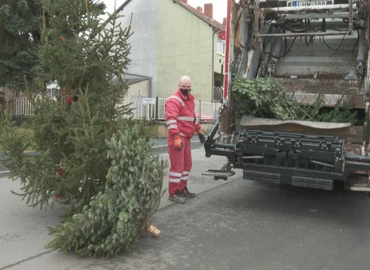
[
  {"left": 54, "top": 194, "right": 70, "bottom": 204},
  {"left": 54, "top": 195, "right": 70, "bottom": 204},
  {"left": 178, "top": 187, "right": 195, "bottom": 198},
  {"left": 168, "top": 194, "right": 186, "bottom": 204}
]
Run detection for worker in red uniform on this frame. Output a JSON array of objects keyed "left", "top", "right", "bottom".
[{"left": 165, "top": 76, "right": 205, "bottom": 204}]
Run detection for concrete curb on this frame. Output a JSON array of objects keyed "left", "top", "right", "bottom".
[
  {"left": 0, "top": 141, "right": 204, "bottom": 176},
  {"left": 152, "top": 140, "right": 202, "bottom": 152},
  {"left": 0, "top": 170, "right": 10, "bottom": 176}
]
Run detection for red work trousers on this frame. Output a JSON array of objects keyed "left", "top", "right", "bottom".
[{"left": 167, "top": 136, "right": 192, "bottom": 195}]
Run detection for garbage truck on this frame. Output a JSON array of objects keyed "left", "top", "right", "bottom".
[{"left": 203, "top": 0, "right": 370, "bottom": 193}]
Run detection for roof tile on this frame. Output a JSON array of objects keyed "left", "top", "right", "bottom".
[{"left": 173, "top": 0, "right": 225, "bottom": 30}]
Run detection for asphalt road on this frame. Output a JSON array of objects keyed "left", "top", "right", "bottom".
[
  {"left": 98, "top": 180, "right": 370, "bottom": 270},
  {"left": 5, "top": 179, "right": 370, "bottom": 270}
]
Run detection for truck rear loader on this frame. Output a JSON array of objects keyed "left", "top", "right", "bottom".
[{"left": 204, "top": 0, "right": 370, "bottom": 194}]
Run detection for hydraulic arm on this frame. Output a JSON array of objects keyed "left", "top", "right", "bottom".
[{"left": 204, "top": 120, "right": 370, "bottom": 192}]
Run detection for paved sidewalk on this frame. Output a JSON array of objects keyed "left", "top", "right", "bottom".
[{"left": 0, "top": 147, "right": 242, "bottom": 270}]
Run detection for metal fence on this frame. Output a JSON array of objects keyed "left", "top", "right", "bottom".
[
  {"left": 12, "top": 97, "right": 33, "bottom": 115},
  {"left": 122, "top": 97, "right": 221, "bottom": 122},
  {"left": 12, "top": 96, "right": 221, "bottom": 121}
]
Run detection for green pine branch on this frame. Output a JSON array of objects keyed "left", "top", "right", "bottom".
[{"left": 232, "top": 78, "right": 359, "bottom": 125}]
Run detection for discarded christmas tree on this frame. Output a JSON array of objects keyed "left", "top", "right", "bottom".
[
  {"left": 0, "top": 0, "right": 166, "bottom": 257},
  {"left": 45, "top": 121, "right": 166, "bottom": 257},
  {"left": 232, "top": 77, "right": 359, "bottom": 125}
]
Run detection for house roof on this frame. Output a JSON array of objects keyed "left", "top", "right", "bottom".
[
  {"left": 111, "top": 73, "right": 150, "bottom": 85},
  {"left": 106, "top": 0, "right": 225, "bottom": 31},
  {"left": 123, "top": 73, "right": 151, "bottom": 85},
  {"left": 172, "top": 0, "right": 225, "bottom": 31}
]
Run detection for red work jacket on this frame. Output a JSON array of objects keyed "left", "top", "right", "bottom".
[{"left": 165, "top": 89, "right": 201, "bottom": 138}]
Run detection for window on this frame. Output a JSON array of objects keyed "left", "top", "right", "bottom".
[{"left": 217, "top": 39, "right": 226, "bottom": 56}]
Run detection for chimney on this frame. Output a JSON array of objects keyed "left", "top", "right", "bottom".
[
  {"left": 180, "top": 0, "right": 188, "bottom": 4},
  {"left": 197, "top": 6, "right": 203, "bottom": 12},
  {"left": 223, "top": 18, "right": 226, "bottom": 26},
  {"left": 204, "top": 3, "right": 213, "bottom": 19}
]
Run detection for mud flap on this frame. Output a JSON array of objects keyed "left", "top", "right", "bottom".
[
  {"left": 202, "top": 170, "right": 235, "bottom": 180},
  {"left": 346, "top": 174, "right": 370, "bottom": 192}
]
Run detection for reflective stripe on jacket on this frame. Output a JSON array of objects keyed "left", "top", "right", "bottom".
[{"left": 165, "top": 89, "right": 201, "bottom": 138}]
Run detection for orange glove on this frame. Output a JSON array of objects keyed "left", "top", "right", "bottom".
[
  {"left": 174, "top": 135, "right": 183, "bottom": 150},
  {"left": 197, "top": 130, "right": 206, "bottom": 144}
]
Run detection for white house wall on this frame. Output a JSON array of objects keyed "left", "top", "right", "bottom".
[{"left": 116, "top": 0, "right": 159, "bottom": 97}]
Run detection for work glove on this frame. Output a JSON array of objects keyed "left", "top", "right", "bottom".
[
  {"left": 174, "top": 135, "right": 183, "bottom": 150},
  {"left": 197, "top": 130, "right": 206, "bottom": 144}
]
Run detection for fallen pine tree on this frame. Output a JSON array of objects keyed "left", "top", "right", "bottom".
[{"left": 45, "top": 121, "right": 166, "bottom": 257}]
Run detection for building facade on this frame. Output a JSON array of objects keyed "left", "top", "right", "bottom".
[{"left": 113, "top": 0, "right": 225, "bottom": 102}]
